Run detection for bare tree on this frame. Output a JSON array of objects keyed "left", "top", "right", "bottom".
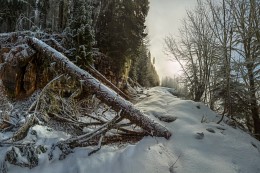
[
  {"left": 230, "top": 0, "right": 260, "bottom": 138},
  {"left": 165, "top": 0, "right": 217, "bottom": 102},
  {"left": 164, "top": 0, "right": 259, "bottom": 139},
  {"left": 206, "top": 0, "right": 235, "bottom": 122}
]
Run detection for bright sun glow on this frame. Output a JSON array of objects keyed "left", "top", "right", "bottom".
[{"left": 146, "top": 0, "right": 196, "bottom": 79}]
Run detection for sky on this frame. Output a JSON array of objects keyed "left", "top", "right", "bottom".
[{"left": 146, "top": 0, "right": 197, "bottom": 79}]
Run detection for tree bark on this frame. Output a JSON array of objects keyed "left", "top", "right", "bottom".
[{"left": 26, "top": 36, "right": 171, "bottom": 139}]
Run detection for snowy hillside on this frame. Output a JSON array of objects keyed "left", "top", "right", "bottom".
[{"left": 1, "top": 87, "right": 260, "bottom": 173}]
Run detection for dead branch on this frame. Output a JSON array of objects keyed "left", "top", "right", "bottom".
[
  {"left": 128, "top": 77, "right": 143, "bottom": 88},
  {"left": 88, "top": 134, "right": 104, "bottom": 156},
  {"left": 70, "top": 134, "right": 144, "bottom": 148},
  {"left": 47, "top": 112, "right": 103, "bottom": 126},
  {"left": 62, "top": 113, "right": 122, "bottom": 147},
  {"left": 11, "top": 114, "right": 36, "bottom": 142}
]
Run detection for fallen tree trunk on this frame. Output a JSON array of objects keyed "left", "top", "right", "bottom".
[
  {"left": 85, "top": 65, "right": 130, "bottom": 100},
  {"left": 128, "top": 77, "right": 143, "bottom": 88},
  {"left": 27, "top": 37, "right": 171, "bottom": 139}
]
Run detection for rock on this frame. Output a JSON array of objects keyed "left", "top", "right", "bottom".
[
  {"left": 195, "top": 132, "right": 204, "bottom": 140},
  {"left": 206, "top": 128, "right": 215, "bottom": 133},
  {"left": 226, "top": 120, "right": 237, "bottom": 129},
  {"left": 167, "top": 88, "right": 179, "bottom": 97},
  {"left": 158, "top": 116, "right": 178, "bottom": 123},
  {"left": 251, "top": 142, "right": 257, "bottom": 148},
  {"left": 216, "top": 126, "right": 226, "bottom": 130},
  {"left": 152, "top": 112, "right": 177, "bottom": 123}
]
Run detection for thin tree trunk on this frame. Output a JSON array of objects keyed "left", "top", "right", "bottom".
[
  {"left": 27, "top": 36, "right": 171, "bottom": 139},
  {"left": 247, "top": 66, "right": 260, "bottom": 139}
]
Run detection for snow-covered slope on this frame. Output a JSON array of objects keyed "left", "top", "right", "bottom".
[{"left": 2, "top": 87, "right": 260, "bottom": 173}]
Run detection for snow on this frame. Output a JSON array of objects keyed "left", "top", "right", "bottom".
[{"left": 1, "top": 87, "right": 260, "bottom": 173}]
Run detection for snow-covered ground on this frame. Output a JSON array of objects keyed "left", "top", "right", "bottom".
[{"left": 1, "top": 87, "right": 260, "bottom": 173}]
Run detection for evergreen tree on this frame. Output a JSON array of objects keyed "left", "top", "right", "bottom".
[
  {"left": 95, "top": 0, "right": 149, "bottom": 84},
  {"left": 68, "top": 0, "right": 95, "bottom": 68},
  {"left": 38, "top": 0, "right": 50, "bottom": 29},
  {"left": 0, "top": 0, "right": 29, "bottom": 32},
  {"left": 129, "top": 44, "right": 159, "bottom": 87}
]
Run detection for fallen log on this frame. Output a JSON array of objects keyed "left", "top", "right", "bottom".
[
  {"left": 85, "top": 65, "right": 130, "bottom": 100},
  {"left": 27, "top": 37, "right": 171, "bottom": 139},
  {"left": 128, "top": 77, "right": 143, "bottom": 88}
]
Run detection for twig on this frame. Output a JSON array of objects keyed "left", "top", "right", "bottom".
[
  {"left": 217, "top": 114, "right": 225, "bottom": 124},
  {"left": 84, "top": 113, "right": 105, "bottom": 123},
  {"left": 30, "top": 74, "right": 64, "bottom": 113},
  {"left": 173, "top": 154, "right": 182, "bottom": 166},
  {"left": 169, "top": 154, "right": 182, "bottom": 172},
  {"left": 78, "top": 115, "right": 121, "bottom": 143},
  {"left": 0, "top": 141, "right": 34, "bottom": 147},
  {"left": 3, "top": 120, "right": 16, "bottom": 126},
  {"left": 11, "top": 114, "right": 36, "bottom": 142},
  {"left": 61, "top": 111, "right": 122, "bottom": 147},
  {"left": 88, "top": 134, "right": 104, "bottom": 156},
  {"left": 84, "top": 113, "right": 144, "bottom": 135},
  {"left": 27, "top": 75, "right": 64, "bottom": 113},
  {"left": 48, "top": 112, "right": 103, "bottom": 126}
]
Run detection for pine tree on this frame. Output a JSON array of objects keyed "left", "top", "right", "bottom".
[
  {"left": 68, "top": 0, "right": 95, "bottom": 68},
  {"left": 0, "top": 0, "right": 29, "bottom": 32},
  {"left": 95, "top": 0, "right": 149, "bottom": 85},
  {"left": 129, "top": 44, "right": 159, "bottom": 87}
]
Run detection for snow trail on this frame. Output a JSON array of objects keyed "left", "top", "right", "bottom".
[{"left": 2, "top": 87, "right": 260, "bottom": 173}]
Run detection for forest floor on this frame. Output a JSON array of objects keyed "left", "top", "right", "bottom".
[{"left": 0, "top": 87, "right": 260, "bottom": 173}]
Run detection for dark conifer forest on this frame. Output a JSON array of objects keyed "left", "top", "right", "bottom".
[{"left": 0, "top": 0, "right": 159, "bottom": 88}]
